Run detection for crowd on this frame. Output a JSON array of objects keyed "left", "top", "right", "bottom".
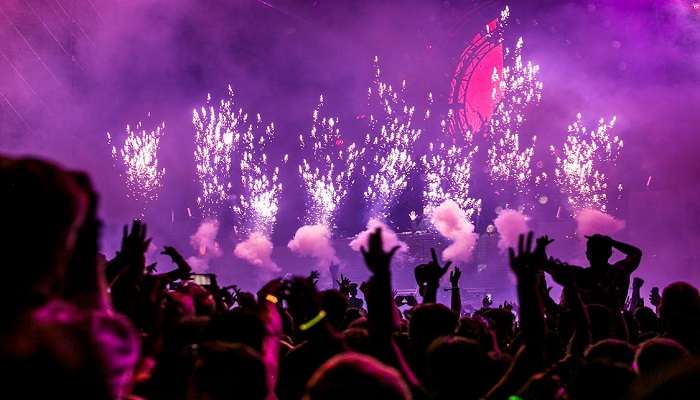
[{"left": 2, "top": 155, "right": 699, "bottom": 400}]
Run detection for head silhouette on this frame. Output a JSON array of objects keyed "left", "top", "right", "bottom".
[
  {"left": 427, "top": 336, "right": 495, "bottom": 400},
  {"left": 0, "top": 157, "right": 89, "bottom": 313},
  {"left": 304, "top": 352, "right": 411, "bottom": 400},
  {"left": 634, "top": 338, "right": 689, "bottom": 376},
  {"left": 586, "top": 234, "right": 613, "bottom": 266},
  {"left": 584, "top": 339, "right": 635, "bottom": 366},
  {"left": 659, "top": 282, "right": 700, "bottom": 352},
  {"left": 634, "top": 306, "right": 659, "bottom": 334},
  {"left": 188, "top": 341, "right": 267, "bottom": 400},
  {"left": 409, "top": 304, "right": 458, "bottom": 353}
]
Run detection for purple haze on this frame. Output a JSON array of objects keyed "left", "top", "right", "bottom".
[{"left": 1, "top": 0, "right": 699, "bottom": 298}]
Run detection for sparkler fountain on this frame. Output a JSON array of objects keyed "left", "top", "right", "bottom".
[
  {"left": 289, "top": 95, "right": 364, "bottom": 270},
  {"left": 106, "top": 115, "right": 166, "bottom": 215}
]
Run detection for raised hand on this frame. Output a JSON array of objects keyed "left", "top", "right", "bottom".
[
  {"left": 121, "top": 220, "right": 151, "bottom": 258},
  {"left": 633, "top": 277, "right": 644, "bottom": 289},
  {"left": 336, "top": 274, "right": 351, "bottom": 287},
  {"left": 361, "top": 228, "right": 400, "bottom": 276},
  {"left": 535, "top": 235, "right": 554, "bottom": 249},
  {"left": 415, "top": 248, "right": 452, "bottom": 285},
  {"left": 649, "top": 287, "right": 661, "bottom": 307},
  {"left": 309, "top": 270, "right": 320, "bottom": 286},
  {"left": 449, "top": 267, "right": 462, "bottom": 288},
  {"left": 162, "top": 245, "right": 183, "bottom": 261},
  {"left": 337, "top": 274, "right": 352, "bottom": 295},
  {"left": 161, "top": 245, "right": 192, "bottom": 276},
  {"left": 508, "top": 231, "right": 538, "bottom": 277},
  {"left": 111, "top": 220, "right": 151, "bottom": 282},
  {"left": 414, "top": 248, "right": 452, "bottom": 303},
  {"left": 534, "top": 235, "right": 554, "bottom": 260}
]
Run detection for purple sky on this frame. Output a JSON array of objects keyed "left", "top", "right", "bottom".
[{"left": 1, "top": 0, "right": 699, "bottom": 292}]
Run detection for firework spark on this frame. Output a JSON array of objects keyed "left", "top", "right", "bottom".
[
  {"left": 478, "top": 8, "right": 542, "bottom": 198},
  {"left": 193, "top": 85, "right": 244, "bottom": 217},
  {"left": 363, "top": 56, "right": 422, "bottom": 218},
  {"left": 422, "top": 113, "right": 481, "bottom": 220},
  {"left": 298, "top": 95, "right": 364, "bottom": 227},
  {"left": 233, "top": 112, "right": 287, "bottom": 236},
  {"left": 107, "top": 116, "right": 165, "bottom": 208},
  {"left": 550, "top": 113, "right": 621, "bottom": 213},
  {"left": 485, "top": 33, "right": 543, "bottom": 193}
]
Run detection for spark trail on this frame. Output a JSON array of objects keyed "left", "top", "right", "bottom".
[
  {"left": 298, "top": 95, "right": 364, "bottom": 227},
  {"left": 363, "top": 56, "right": 422, "bottom": 219},
  {"left": 107, "top": 116, "right": 166, "bottom": 210},
  {"left": 485, "top": 34, "right": 543, "bottom": 193},
  {"left": 193, "top": 86, "right": 243, "bottom": 217},
  {"left": 422, "top": 112, "right": 481, "bottom": 220},
  {"left": 550, "top": 113, "right": 622, "bottom": 213},
  {"left": 233, "top": 112, "right": 286, "bottom": 237}
]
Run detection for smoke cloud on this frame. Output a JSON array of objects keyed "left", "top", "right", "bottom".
[
  {"left": 575, "top": 208, "right": 626, "bottom": 238},
  {"left": 190, "top": 219, "right": 223, "bottom": 257},
  {"left": 494, "top": 209, "right": 530, "bottom": 252},
  {"left": 186, "top": 256, "right": 210, "bottom": 273},
  {"left": 349, "top": 218, "right": 408, "bottom": 254},
  {"left": 234, "top": 231, "right": 279, "bottom": 273},
  {"left": 183, "top": 219, "right": 224, "bottom": 272},
  {"left": 431, "top": 200, "right": 478, "bottom": 263},
  {"left": 288, "top": 224, "right": 339, "bottom": 269}
]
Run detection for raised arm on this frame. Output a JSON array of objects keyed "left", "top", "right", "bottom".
[
  {"left": 449, "top": 267, "right": 462, "bottom": 316},
  {"left": 610, "top": 237, "right": 642, "bottom": 273},
  {"left": 628, "top": 277, "right": 644, "bottom": 312},
  {"left": 361, "top": 228, "right": 421, "bottom": 390},
  {"left": 159, "top": 246, "right": 193, "bottom": 280},
  {"left": 414, "top": 248, "right": 451, "bottom": 304},
  {"left": 534, "top": 236, "right": 560, "bottom": 320},
  {"left": 484, "top": 232, "right": 548, "bottom": 399},
  {"left": 510, "top": 232, "right": 547, "bottom": 362}
]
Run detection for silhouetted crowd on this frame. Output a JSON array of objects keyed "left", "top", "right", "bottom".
[{"left": 2, "top": 155, "right": 699, "bottom": 400}]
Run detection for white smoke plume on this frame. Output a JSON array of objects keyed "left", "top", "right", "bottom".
[
  {"left": 186, "top": 255, "right": 210, "bottom": 273},
  {"left": 349, "top": 218, "right": 408, "bottom": 253},
  {"left": 190, "top": 219, "right": 223, "bottom": 257},
  {"left": 185, "top": 219, "right": 223, "bottom": 272},
  {"left": 288, "top": 224, "right": 339, "bottom": 269},
  {"left": 575, "top": 208, "right": 626, "bottom": 237},
  {"left": 431, "top": 200, "right": 478, "bottom": 263},
  {"left": 494, "top": 209, "right": 530, "bottom": 251},
  {"left": 234, "top": 231, "right": 279, "bottom": 273}
]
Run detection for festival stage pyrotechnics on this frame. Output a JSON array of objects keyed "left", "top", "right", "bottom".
[{"left": 2, "top": 0, "right": 700, "bottom": 296}]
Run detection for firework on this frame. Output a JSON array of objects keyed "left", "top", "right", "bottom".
[
  {"left": 298, "top": 95, "right": 364, "bottom": 227},
  {"left": 422, "top": 113, "right": 481, "bottom": 219},
  {"left": 550, "top": 113, "right": 621, "bottom": 213},
  {"left": 193, "top": 85, "right": 244, "bottom": 217},
  {"left": 107, "top": 116, "right": 165, "bottom": 208},
  {"left": 363, "top": 56, "right": 422, "bottom": 218},
  {"left": 233, "top": 112, "right": 286, "bottom": 236},
  {"left": 479, "top": 8, "right": 543, "bottom": 196},
  {"left": 485, "top": 33, "right": 543, "bottom": 193}
]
